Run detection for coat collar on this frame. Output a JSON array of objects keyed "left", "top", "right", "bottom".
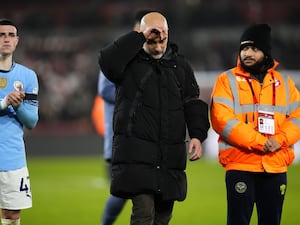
[
  {"left": 235, "top": 57, "right": 279, "bottom": 77},
  {"left": 138, "top": 43, "right": 178, "bottom": 65}
]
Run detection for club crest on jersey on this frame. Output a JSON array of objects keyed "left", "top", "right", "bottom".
[
  {"left": 0, "top": 78, "right": 7, "bottom": 89},
  {"left": 14, "top": 81, "right": 23, "bottom": 91}
]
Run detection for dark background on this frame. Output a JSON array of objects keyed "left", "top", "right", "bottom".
[{"left": 2, "top": 0, "right": 300, "bottom": 155}]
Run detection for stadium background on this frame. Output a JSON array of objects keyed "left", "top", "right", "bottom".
[{"left": 1, "top": 0, "right": 300, "bottom": 158}]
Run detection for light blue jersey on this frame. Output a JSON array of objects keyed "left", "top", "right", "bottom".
[
  {"left": 98, "top": 71, "right": 115, "bottom": 161},
  {"left": 0, "top": 62, "right": 39, "bottom": 171}
]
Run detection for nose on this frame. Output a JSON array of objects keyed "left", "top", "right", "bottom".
[
  {"left": 246, "top": 47, "right": 256, "bottom": 54},
  {"left": 154, "top": 43, "right": 163, "bottom": 52},
  {"left": 243, "top": 49, "right": 253, "bottom": 57},
  {"left": 4, "top": 35, "right": 10, "bottom": 41}
]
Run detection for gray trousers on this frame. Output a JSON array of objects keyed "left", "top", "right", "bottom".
[{"left": 130, "top": 194, "right": 174, "bottom": 225}]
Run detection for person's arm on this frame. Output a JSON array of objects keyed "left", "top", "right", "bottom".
[
  {"left": 185, "top": 98, "right": 210, "bottom": 143},
  {"left": 210, "top": 72, "right": 268, "bottom": 151},
  {"left": 13, "top": 70, "right": 39, "bottom": 130},
  {"left": 182, "top": 61, "right": 209, "bottom": 161},
  {"left": 271, "top": 76, "right": 300, "bottom": 148},
  {"left": 6, "top": 87, "right": 38, "bottom": 130},
  {"left": 98, "top": 31, "right": 146, "bottom": 83},
  {"left": 98, "top": 71, "right": 115, "bottom": 104},
  {"left": 183, "top": 61, "right": 210, "bottom": 143},
  {"left": 15, "top": 101, "right": 38, "bottom": 129}
]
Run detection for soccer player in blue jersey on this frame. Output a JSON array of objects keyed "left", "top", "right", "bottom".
[{"left": 0, "top": 19, "right": 39, "bottom": 225}]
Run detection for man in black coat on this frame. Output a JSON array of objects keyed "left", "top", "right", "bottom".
[{"left": 98, "top": 11, "right": 210, "bottom": 225}]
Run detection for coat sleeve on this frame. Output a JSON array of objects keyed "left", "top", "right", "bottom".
[
  {"left": 183, "top": 61, "right": 210, "bottom": 143},
  {"left": 210, "top": 72, "right": 268, "bottom": 151},
  {"left": 98, "top": 31, "right": 146, "bottom": 83},
  {"left": 272, "top": 76, "right": 300, "bottom": 147},
  {"left": 15, "top": 70, "right": 39, "bottom": 130},
  {"left": 98, "top": 71, "right": 115, "bottom": 104},
  {"left": 15, "top": 102, "right": 38, "bottom": 129}
]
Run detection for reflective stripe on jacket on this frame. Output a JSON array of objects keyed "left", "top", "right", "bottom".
[{"left": 210, "top": 60, "right": 300, "bottom": 173}]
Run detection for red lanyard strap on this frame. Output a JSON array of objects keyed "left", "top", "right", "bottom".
[
  {"left": 246, "top": 74, "right": 276, "bottom": 106},
  {"left": 271, "top": 73, "right": 276, "bottom": 106},
  {"left": 246, "top": 78, "right": 258, "bottom": 104}
]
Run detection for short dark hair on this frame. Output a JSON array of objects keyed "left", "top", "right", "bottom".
[{"left": 0, "top": 18, "right": 17, "bottom": 30}]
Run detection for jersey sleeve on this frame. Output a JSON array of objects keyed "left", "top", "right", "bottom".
[{"left": 16, "top": 69, "right": 39, "bottom": 129}]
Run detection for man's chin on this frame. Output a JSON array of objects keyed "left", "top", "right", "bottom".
[{"left": 152, "top": 54, "right": 163, "bottom": 59}]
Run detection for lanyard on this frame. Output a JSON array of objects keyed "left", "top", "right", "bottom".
[
  {"left": 246, "top": 78, "right": 258, "bottom": 104},
  {"left": 271, "top": 73, "right": 276, "bottom": 106},
  {"left": 246, "top": 73, "right": 276, "bottom": 106}
]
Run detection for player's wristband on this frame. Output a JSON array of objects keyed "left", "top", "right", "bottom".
[{"left": 0, "top": 96, "right": 9, "bottom": 110}]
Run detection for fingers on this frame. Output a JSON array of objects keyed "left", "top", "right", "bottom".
[
  {"left": 7, "top": 91, "right": 25, "bottom": 107},
  {"left": 189, "top": 152, "right": 202, "bottom": 161},
  {"left": 188, "top": 139, "right": 202, "bottom": 161},
  {"left": 264, "top": 138, "right": 281, "bottom": 152},
  {"left": 143, "top": 27, "right": 167, "bottom": 40}
]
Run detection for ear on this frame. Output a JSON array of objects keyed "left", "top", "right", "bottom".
[{"left": 15, "top": 35, "right": 19, "bottom": 46}]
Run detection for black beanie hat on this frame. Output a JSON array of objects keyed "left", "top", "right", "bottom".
[{"left": 240, "top": 24, "right": 272, "bottom": 56}]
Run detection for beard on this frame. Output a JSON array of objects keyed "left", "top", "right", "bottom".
[{"left": 241, "top": 55, "right": 274, "bottom": 75}]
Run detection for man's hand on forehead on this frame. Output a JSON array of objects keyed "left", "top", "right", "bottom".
[{"left": 143, "top": 26, "right": 168, "bottom": 41}]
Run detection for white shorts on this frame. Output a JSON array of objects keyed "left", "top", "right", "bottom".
[{"left": 0, "top": 167, "right": 32, "bottom": 210}]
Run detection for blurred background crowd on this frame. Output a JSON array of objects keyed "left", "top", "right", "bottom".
[{"left": 1, "top": 0, "right": 300, "bottom": 155}]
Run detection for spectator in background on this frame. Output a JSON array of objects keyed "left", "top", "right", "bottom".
[
  {"left": 91, "top": 94, "right": 105, "bottom": 137},
  {"left": 210, "top": 24, "right": 300, "bottom": 225},
  {"left": 0, "top": 19, "right": 39, "bottom": 225},
  {"left": 99, "top": 12, "right": 209, "bottom": 225},
  {"left": 98, "top": 10, "right": 152, "bottom": 225}
]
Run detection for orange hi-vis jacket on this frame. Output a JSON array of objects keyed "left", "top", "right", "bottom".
[{"left": 210, "top": 60, "right": 300, "bottom": 173}]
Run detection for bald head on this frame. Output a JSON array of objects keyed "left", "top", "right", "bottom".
[
  {"left": 140, "top": 12, "right": 169, "bottom": 59},
  {"left": 140, "top": 12, "right": 168, "bottom": 32}
]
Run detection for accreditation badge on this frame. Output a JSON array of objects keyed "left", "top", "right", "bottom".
[{"left": 258, "top": 110, "right": 275, "bottom": 135}]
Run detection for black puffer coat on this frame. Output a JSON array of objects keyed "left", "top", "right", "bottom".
[{"left": 99, "top": 31, "right": 209, "bottom": 201}]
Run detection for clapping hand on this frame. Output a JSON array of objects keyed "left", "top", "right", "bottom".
[{"left": 7, "top": 84, "right": 25, "bottom": 108}]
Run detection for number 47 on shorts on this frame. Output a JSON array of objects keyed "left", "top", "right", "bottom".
[{"left": 19, "top": 176, "right": 31, "bottom": 198}]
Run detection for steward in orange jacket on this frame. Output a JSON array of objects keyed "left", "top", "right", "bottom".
[
  {"left": 210, "top": 24, "right": 300, "bottom": 225},
  {"left": 211, "top": 59, "right": 300, "bottom": 173}
]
